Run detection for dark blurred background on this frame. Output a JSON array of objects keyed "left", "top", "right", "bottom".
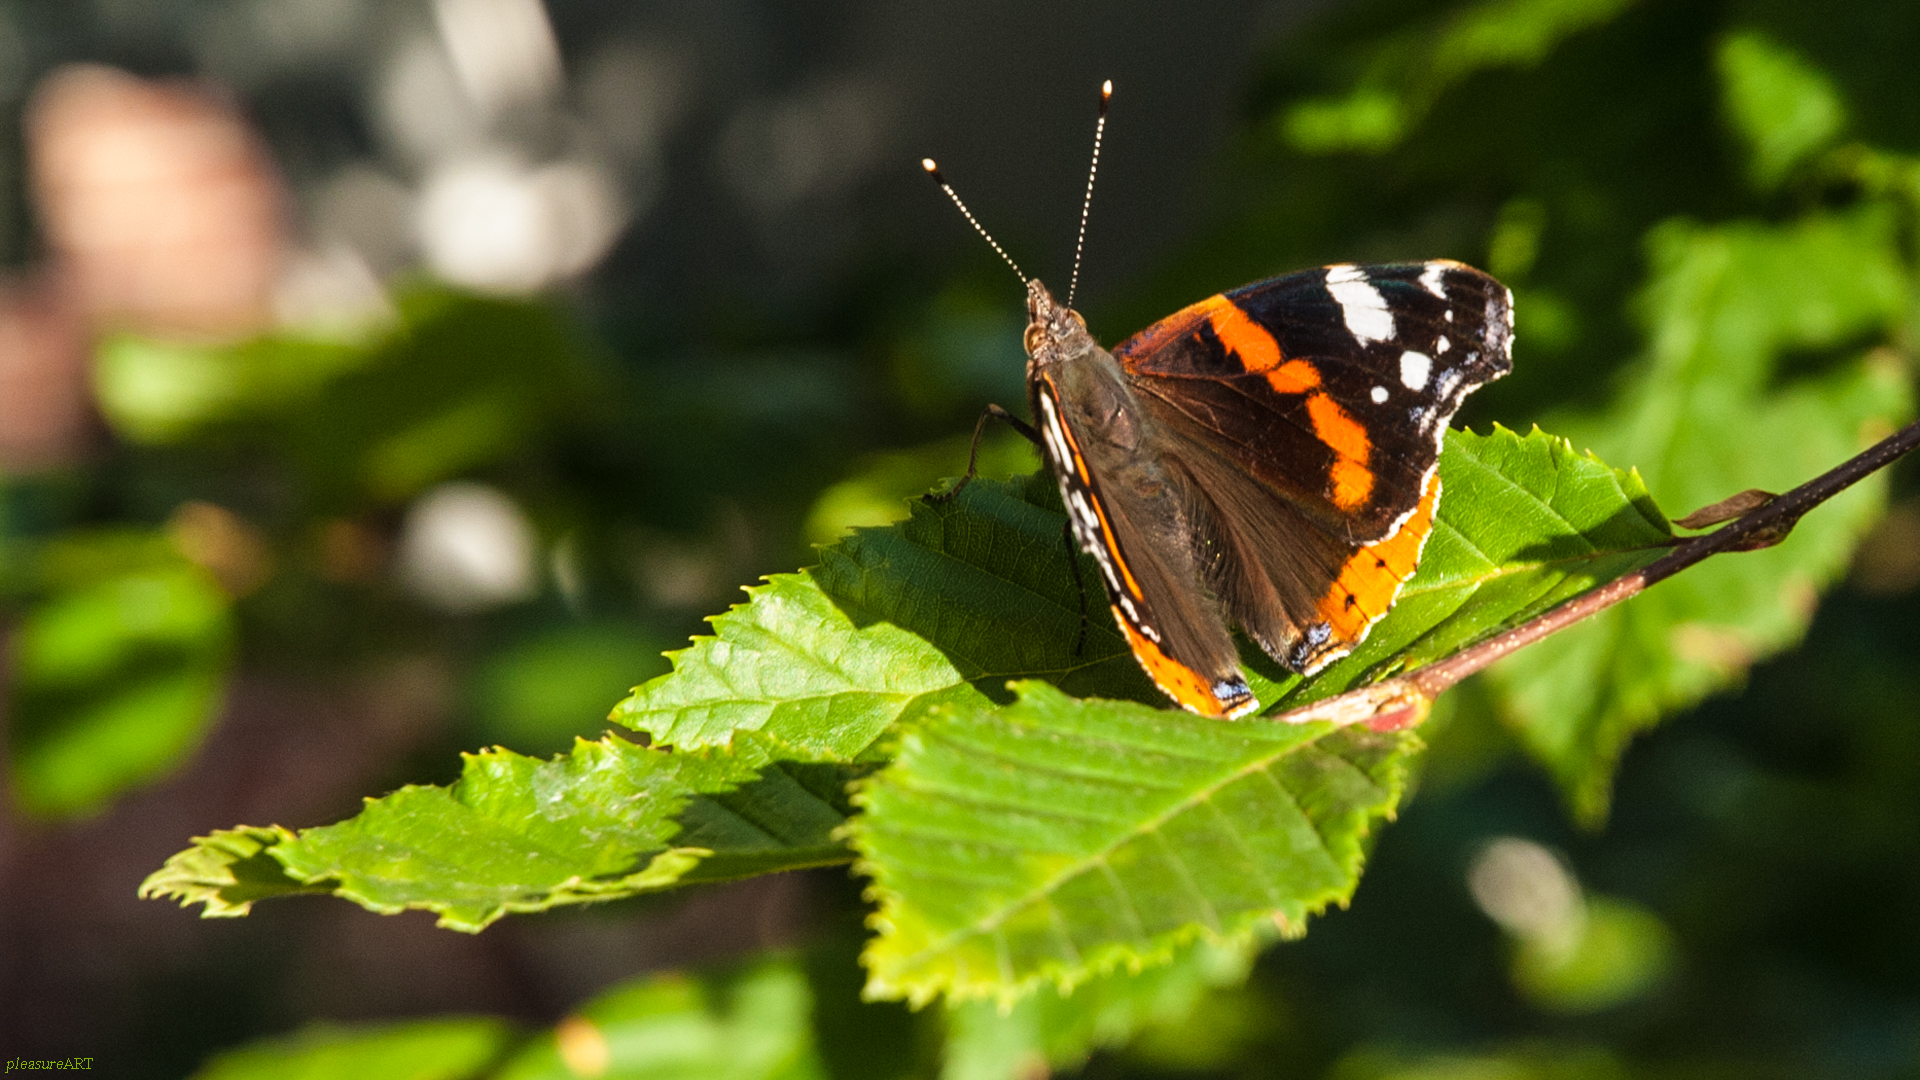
[{"left": 3, "top": 0, "right": 1920, "bottom": 1077}]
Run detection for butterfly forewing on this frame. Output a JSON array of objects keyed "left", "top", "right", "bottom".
[{"left": 1113, "top": 260, "right": 1513, "bottom": 543}]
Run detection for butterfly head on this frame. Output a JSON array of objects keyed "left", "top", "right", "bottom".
[{"left": 1023, "top": 279, "right": 1091, "bottom": 363}]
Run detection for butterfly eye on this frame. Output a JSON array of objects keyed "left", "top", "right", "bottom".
[
  {"left": 1024, "top": 324, "right": 1047, "bottom": 354},
  {"left": 1069, "top": 311, "right": 1087, "bottom": 331}
]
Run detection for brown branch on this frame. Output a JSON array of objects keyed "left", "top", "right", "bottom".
[{"left": 1279, "top": 416, "right": 1920, "bottom": 731}]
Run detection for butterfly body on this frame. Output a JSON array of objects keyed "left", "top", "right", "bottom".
[{"left": 1021, "top": 261, "right": 1514, "bottom": 719}]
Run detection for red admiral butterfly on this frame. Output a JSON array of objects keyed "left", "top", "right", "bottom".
[{"left": 927, "top": 83, "right": 1513, "bottom": 719}]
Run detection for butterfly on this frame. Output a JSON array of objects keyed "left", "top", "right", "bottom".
[
  {"left": 1022, "top": 264, "right": 1512, "bottom": 717},
  {"left": 926, "top": 86, "right": 1514, "bottom": 718}
]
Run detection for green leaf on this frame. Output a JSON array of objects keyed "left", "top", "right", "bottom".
[
  {"left": 671, "top": 762, "right": 871, "bottom": 885},
  {"left": 8, "top": 532, "right": 234, "bottom": 817},
  {"left": 812, "top": 474, "right": 1150, "bottom": 706},
  {"left": 612, "top": 573, "right": 986, "bottom": 762},
  {"left": 1511, "top": 895, "right": 1676, "bottom": 1014},
  {"left": 191, "top": 1017, "right": 513, "bottom": 1080},
  {"left": 141, "top": 739, "right": 858, "bottom": 932},
  {"left": 1497, "top": 205, "right": 1913, "bottom": 822},
  {"left": 853, "top": 682, "right": 1416, "bottom": 1007},
  {"left": 138, "top": 825, "right": 327, "bottom": 916},
  {"left": 494, "top": 958, "right": 825, "bottom": 1080},
  {"left": 940, "top": 937, "right": 1258, "bottom": 1080},
  {"left": 613, "top": 471, "right": 1156, "bottom": 760},
  {"left": 1431, "top": 0, "right": 1639, "bottom": 79},
  {"left": 1717, "top": 30, "right": 1846, "bottom": 189},
  {"left": 1281, "top": 0, "right": 1636, "bottom": 154}
]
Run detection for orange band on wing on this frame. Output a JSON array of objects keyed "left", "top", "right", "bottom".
[
  {"left": 1304, "top": 393, "right": 1369, "bottom": 461},
  {"left": 1306, "top": 394, "right": 1374, "bottom": 508},
  {"left": 1314, "top": 473, "right": 1440, "bottom": 640},
  {"left": 1268, "top": 360, "right": 1321, "bottom": 395},
  {"left": 1115, "top": 610, "right": 1253, "bottom": 719},
  {"left": 1087, "top": 483, "right": 1147, "bottom": 602},
  {"left": 1328, "top": 459, "right": 1374, "bottom": 510},
  {"left": 1202, "top": 296, "right": 1281, "bottom": 371},
  {"left": 1200, "top": 297, "right": 1335, "bottom": 397}
]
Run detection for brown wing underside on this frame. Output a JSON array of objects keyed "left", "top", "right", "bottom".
[{"left": 1031, "top": 378, "right": 1252, "bottom": 717}]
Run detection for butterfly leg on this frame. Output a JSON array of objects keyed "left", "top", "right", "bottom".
[
  {"left": 924, "top": 403, "right": 1041, "bottom": 503},
  {"left": 1061, "top": 518, "right": 1090, "bottom": 656}
]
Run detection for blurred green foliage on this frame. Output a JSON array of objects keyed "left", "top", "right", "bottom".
[
  {"left": 193, "top": 1017, "right": 514, "bottom": 1080},
  {"left": 12, "top": 0, "right": 1920, "bottom": 1076},
  {"left": 5, "top": 528, "right": 233, "bottom": 816},
  {"left": 189, "top": 958, "right": 829, "bottom": 1080}
]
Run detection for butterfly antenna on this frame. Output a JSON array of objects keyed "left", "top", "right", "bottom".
[
  {"left": 1065, "top": 79, "right": 1112, "bottom": 309},
  {"left": 922, "top": 158, "right": 1026, "bottom": 284}
]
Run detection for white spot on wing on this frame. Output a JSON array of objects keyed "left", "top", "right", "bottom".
[
  {"left": 1325, "top": 265, "right": 1395, "bottom": 344},
  {"left": 1370, "top": 385, "right": 1389, "bottom": 404},
  {"left": 1399, "top": 350, "right": 1432, "bottom": 391},
  {"left": 1436, "top": 335, "right": 1450, "bottom": 354},
  {"left": 1445, "top": 309, "right": 1454, "bottom": 322},
  {"left": 1420, "top": 262, "right": 1448, "bottom": 298}
]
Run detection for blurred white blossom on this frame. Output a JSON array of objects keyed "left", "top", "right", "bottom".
[{"left": 397, "top": 481, "right": 539, "bottom": 612}]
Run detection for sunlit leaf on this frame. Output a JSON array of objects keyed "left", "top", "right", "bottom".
[
  {"left": 147, "top": 420, "right": 1671, "bottom": 935},
  {"left": 854, "top": 682, "right": 1416, "bottom": 1006},
  {"left": 141, "top": 739, "right": 857, "bottom": 931},
  {"left": 611, "top": 571, "right": 986, "bottom": 763},
  {"left": 615, "top": 471, "right": 1156, "bottom": 761},
  {"left": 1512, "top": 895, "right": 1676, "bottom": 1013},
  {"left": 137, "top": 825, "right": 323, "bottom": 917}
]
